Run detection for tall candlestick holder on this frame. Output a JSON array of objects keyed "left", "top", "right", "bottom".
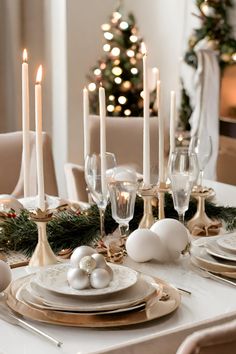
[
  {"left": 29, "top": 209, "right": 58, "bottom": 267},
  {"left": 187, "top": 188, "right": 221, "bottom": 236},
  {"left": 138, "top": 185, "right": 156, "bottom": 228},
  {"left": 156, "top": 182, "right": 170, "bottom": 220}
]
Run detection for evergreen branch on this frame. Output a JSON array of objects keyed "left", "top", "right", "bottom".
[{"left": 0, "top": 195, "right": 236, "bottom": 257}]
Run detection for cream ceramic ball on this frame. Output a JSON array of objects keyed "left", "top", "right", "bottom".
[
  {"left": 70, "top": 246, "right": 97, "bottom": 267},
  {"left": 0, "top": 195, "right": 23, "bottom": 213},
  {"left": 0, "top": 260, "right": 12, "bottom": 292},
  {"left": 126, "top": 228, "right": 168, "bottom": 262},
  {"left": 151, "top": 219, "right": 189, "bottom": 260}
]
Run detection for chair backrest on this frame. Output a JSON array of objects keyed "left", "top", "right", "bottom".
[
  {"left": 89, "top": 115, "right": 169, "bottom": 184},
  {"left": 0, "top": 131, "right": 58, "bottom": 197},
  {"left": 176, "top": 319, "right": 236, "bottom": 354},
  {"left": 217, "top": 135, "right": 236, "bottom": 185},
  {"left": 64, "top": 163, "right": 87, "bottom": 202}
]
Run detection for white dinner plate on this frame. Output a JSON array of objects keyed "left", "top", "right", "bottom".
[
  {"left": 17, "top": 273, "right": 158, "bottom": 312},
  {"left": 205, "top": 238, "right": 236, "bottom": 262},
  {"left": 33, "top": 263, "right": 138, "bottom": 296},
  {"left": 217, "top": 234, "right": 236, "bottom": 254},
  {"left": 191, "top": 243, "right": 236, "bottom": 273}
]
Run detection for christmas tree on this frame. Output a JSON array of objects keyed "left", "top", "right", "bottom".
[
  {"left": 180, "top": 0, "right": 236, "bottom": 129},
  {"left": 86, "top": 7, "right": 157, "bottom": 117}
]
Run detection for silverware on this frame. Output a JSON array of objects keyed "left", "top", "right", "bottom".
[
  {"left": 0, "top": 296, "right": 62, "bottom": 347},
  {"left": 193, "top": 266, "right": 236, "bottom": 287}
]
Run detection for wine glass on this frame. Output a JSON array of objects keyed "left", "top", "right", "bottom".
[
  {"left": 85, "top": 152, "right": 117, "bottom": 238},
  {"left": 169, "top": 148, "right": 199, "bottom": 224},
  {"left": 189, "top": 134, "right": 212, "bottom": 187},
  {"left": 108, "top": 180, "right": 138, "bottom": 237}
]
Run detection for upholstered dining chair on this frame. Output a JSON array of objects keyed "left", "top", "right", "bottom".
[
  {"left": 64, "top": 115, "right": 169, "bottom": 202},
  {"left": 217, "top": 118, "right": 236, "bottom": 185},
  {"left": 0, "top": 131, "right": 58, "bottom": 198},
  {"left": 176, "top": 319, "right": 236, "bottom": 354}
]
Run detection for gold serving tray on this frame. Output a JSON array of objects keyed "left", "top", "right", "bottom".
[{"left": 6, "top": 275, "right": 181, "bottom": 328}]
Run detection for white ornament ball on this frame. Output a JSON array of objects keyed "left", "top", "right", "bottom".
[
  {"left": 0, "top": 195, "right": 23, "bottom": 213},
  {"left": 0, "top": 260, "right": 12, "bottom": 292},
  {"left": 90, "top": 268, "right": 111, "bottom": 289},
  {"left": 67, "top": 267, "right": 90, "bottom": 290},
  {"left": 79, "top": 256, "right": 97, "bottom": 274},
  {"left": 70, "top": 246, "right": 97, "bottom": 267},
  {"left": 112, "top": 166, "right": 137, "bottom": 182},
  {"left": 151, "top": 219, "right": 189, "bottom": 260},
  {"left": 126, "top": 228, "right": 168, "bottom": 263},
  {"left": 91, "top": 253, "right": 107, "bottom": 269}
]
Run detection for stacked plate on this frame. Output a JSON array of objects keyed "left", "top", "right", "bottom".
[
  {"left": 6, "top": 262, "right": 181, "bottom": 327},
  {"left": 191, "top": 233, "right": 236, "bottom": 279}
]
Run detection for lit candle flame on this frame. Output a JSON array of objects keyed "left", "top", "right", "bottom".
[
  {"left": 23, "top": 49, "right": 28, "bottom": 63},
  {"left": 141, "top": 42, "right": 147, "bottom": 56},
  {"left": 36, "top": 65, "right": 43, "bottom": 84}
]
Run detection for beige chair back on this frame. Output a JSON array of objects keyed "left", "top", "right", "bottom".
[
  {"left": 0, "top": 131, "right": 58, "bottom": 197},
  {"left": 217, "top": 135, "right": 236, "bottom": 185},
  {"left": 64, "top": 116, "right": 169, "bottom": 202},
  {"left": 176, "top": 319, "right": 236, "bottom": 354},
  {"left": 89, "top": 115, "right": 168, "bottom": 183}
]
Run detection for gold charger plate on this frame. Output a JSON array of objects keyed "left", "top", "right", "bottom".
[{"left": 6, "top": 275, "right": 181, "bottom": 328}]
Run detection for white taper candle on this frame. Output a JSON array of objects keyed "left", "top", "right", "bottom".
[
  {"left": 22, "top": 49, "right": 30, "bottom": 197},
  {"left": 157, "top": 80, "right": 165, "bottom": 183},
  {"left": 142, "top": 43, "right": 150, "bottom": 186},
  {"left": 170, "top": 91, "right": 176, "bottom": 153},
  {"left": 99, "top": 86, "right": 107, "bottom": 196},
  {"left": 35, "top": 65, "right": 45, "bottom": 211},
  {"left": 83, "top": 87, "right": 90, "bottom": 161}
]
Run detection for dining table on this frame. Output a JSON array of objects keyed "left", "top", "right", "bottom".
[{"left": 0, "top": 179, "right": 236, "bottom": 354}]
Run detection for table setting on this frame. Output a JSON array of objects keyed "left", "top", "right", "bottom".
[{"left": 1, "top": 44, "right": 236, "bottom": 354}]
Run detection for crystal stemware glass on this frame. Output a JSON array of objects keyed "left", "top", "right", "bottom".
[
  {"left": 169, "top": 148, "right": 199, "bottom": 224},
  {"left": 189, "top": 134, "right": 212, "bottom": 187},
  {"left": 108, "top": 180, "right": 138, "bottom": 237},
  {"left": 85, "top": 152, "right": 117, "bottom": 238}
]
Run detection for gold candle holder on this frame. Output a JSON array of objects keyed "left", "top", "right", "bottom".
[
  {"left": 29, "top": 209, "right": 58, "bottom": 267},
  {"left": 155, "top": 182, "right": 170, "bottom": 220},
  {"left": 138, "top": 185, "right": 156, "bottom": 229},
  {"left": 187, "top": 188, "right": 220, "bottom": 236}
]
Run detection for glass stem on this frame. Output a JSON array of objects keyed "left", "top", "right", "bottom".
[
  {"left": 119, "top": 224, "right": 129, "bottom": 238},
  {"left": 179, "top": 213, "right": 185, "bottom": 225},
  {"left": 99, "top": 208, "right": 105, "bottom": 239},
  {"left": 199, "top": 170, "right": 204, "bottom": 187}
]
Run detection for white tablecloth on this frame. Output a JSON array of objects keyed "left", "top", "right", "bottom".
[{"left": 1, "top": 180, "right": 236, "bottom": 354}]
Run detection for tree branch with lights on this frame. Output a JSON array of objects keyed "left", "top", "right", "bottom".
[{"left": 180, "top": 0, "right": 236, "bottom": 129}]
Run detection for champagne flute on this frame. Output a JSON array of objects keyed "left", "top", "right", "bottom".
[
  {"left": 85, "top": 152, "right": 116, "bottom": 238},
  {"left": 169, "top": 148, "right": 199, "bottom": 224},
  {"left": 189, "top": 134, "right": 212, "bottom": 187},
  {"left": 108, "top": 180, "right": 138, "bottom": 237}
]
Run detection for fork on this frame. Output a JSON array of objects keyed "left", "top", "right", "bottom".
[{"left": 0, "top": 294, "right": 63, "bottom": 347}]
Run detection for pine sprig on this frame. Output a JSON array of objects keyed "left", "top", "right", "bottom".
[{"left": 0, "top": 195, "right": 236, "bottom": 256}]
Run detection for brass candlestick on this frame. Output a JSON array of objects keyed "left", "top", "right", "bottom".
[
  {"left": 187, "top": 188, "right": 220, "bottom": 236},
  {"left": 29, "top": 209, "right": 58, "bottom": 267},
  {"left": 156, "top": 182, "right": 170, "bottom": 220},
  {"left": 138, "top": 185, "right": 156, "bottom": 228}
]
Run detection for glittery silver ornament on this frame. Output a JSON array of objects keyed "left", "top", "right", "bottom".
[
  {"left": 70, "top": 246, "right": 96, "bottom": 267},
  {"left": 79, "top": 256, "right": 97, "bottom": 274},
  {"left": 67, "top": 267, "right": 90, "bottom": 290},
  {"left": 90, "top": 268, "right": 111, "bottom": 289}
]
